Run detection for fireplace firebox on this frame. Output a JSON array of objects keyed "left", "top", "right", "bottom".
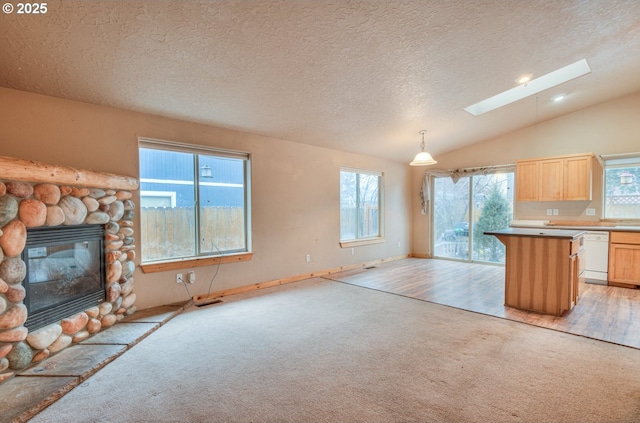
[{"left": 22, "top": 225, "right": 106, "bottom": 331}]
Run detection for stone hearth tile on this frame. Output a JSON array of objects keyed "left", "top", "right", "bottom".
[
  {"left": 81, "top": 322, "right": 158, "bottom": 345},
  {"left": 0, "top": 374, "right": 77, "bottom": 423},
  {"left": 20, "top": 344, "right": 126, "bottom": 377},
  {"left": 121, "top": 304, "right": 186, "bottom": 324}
]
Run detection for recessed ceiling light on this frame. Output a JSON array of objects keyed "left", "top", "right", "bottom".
[{"left": 464, "top": 59, "right": 591, "bottom": 116}]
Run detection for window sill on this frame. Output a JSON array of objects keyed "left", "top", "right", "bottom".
[
  {"left": 140, "top": 252, "right": 253, "bottom": 274},
  {"left": 340, "top": 238, "right": 385, "bottom": 248}
]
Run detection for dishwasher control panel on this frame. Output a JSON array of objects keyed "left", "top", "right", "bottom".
[{"left": 584, "top": 232, "right": 609, "bottom": 242}]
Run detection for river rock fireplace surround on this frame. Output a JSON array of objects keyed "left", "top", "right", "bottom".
[{"left": 0, "top": 155, "right": 139, "bottom": 384}]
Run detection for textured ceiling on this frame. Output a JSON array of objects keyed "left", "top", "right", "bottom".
[{"left": 1, "top": 0, "right": 640, "bottom": 163}]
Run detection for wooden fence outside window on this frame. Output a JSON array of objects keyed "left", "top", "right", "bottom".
[{"left": 140, "top": 207, "right": 245, "bottom": 262}]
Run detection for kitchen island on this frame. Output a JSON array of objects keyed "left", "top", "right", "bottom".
[{"left": 485, "top": 228, "right": 586, "bottom": 316}]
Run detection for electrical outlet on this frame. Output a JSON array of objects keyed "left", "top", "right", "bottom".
[
  {"left": 351, "top": 248, "right": 355, "bottom": 255},
  {"left": 553, "top": 209, "right": 559, "bottom": 216},
  {"left": 176, "top": 273, "right": 183, "bottom": 284},
  {"left": 187, "top": 271, "right": 195, "bottom": 283},
  {"left": 546, "top": 209, "right": 553, "bottom": 216},
  {"left": 586, "top": 208, "right": 596, "bottom": 216},
  {"left": 306, "top": 254, "right": 311, "bottom": 262}
]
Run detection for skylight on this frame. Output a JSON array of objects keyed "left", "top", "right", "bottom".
[{"left": 463, "top": 59, "right": 591, "bottom": 116}]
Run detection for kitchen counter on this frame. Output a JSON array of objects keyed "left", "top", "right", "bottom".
[
  {"left": 486, "top": 228, "right": 586, "bottom": 239},
  {"left": 506, "top": 224, "right": 640, "bottom": 289},
  {"left": 485, "top": 229, "right": 585, "bottom": 316},
  {"left": 510, "top": 221, "right": 640, "bottom": 232}
]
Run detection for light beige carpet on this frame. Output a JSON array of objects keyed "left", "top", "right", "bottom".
[{"left": 29, "top": 278, "right": 640, "bottom": 422}]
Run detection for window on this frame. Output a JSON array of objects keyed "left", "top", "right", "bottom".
[
  {"left": 432, "top": 170, "right": 514, "bottom": 263},
  {"left": 340, "top": 168, "right": 383, "bottom": 242},
  {"left": 604, "top": 154, "right": 640, "bottom": 219},
  {"left": 139, "top": 139, "right": 251, "bottom": 263}
]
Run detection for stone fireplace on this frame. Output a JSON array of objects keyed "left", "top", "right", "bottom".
[{"left": 0, "top": 155, "right": 139, "bottom": 383}]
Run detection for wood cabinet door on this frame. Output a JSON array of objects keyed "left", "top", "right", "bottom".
[
  {"left": 538, "top": 159, "right": 564, "bottom": 201},
  {"left": 608, "top": 243, "right": 640, "bottom": 285},
  {"left": 564, "top": 155, "right": 592, "bottom": 201},
  {"left": 516, "top": 161, "right": 538, "bottom": 201}
]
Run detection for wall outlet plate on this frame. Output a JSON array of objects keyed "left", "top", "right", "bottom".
[
  {"left": 586, "top": 208, "right": 596, "bottom": 216},
  {"left": 176, "top": 273, "right": 183, "bottom": 284},
  {"left": 553, "top": 209, "right": 559, "bottom": 215}
]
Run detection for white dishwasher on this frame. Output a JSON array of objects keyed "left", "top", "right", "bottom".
[{"left": 583, "top": 231, "right": 609, "bottom": 284}]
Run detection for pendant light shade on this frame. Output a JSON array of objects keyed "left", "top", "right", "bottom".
[{"left": 410, "top": 130, "right": 437, "bottom": 166}]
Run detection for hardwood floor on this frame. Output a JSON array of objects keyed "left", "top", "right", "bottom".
[{"left": 325, "top": 257, "right": 640, "bottom": 350}]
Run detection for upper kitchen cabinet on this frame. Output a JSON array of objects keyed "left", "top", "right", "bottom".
[
  {"left": 516, "top": 153, "right": 598, "bottom": 202},
  {"left": 539, "top": 158, "right": 565, "bottom": 201},
  {"left": 515, "top": 160, "right": 539, "bottom": 201},
  {"left": 564, "top": 155, "right": 593, "bottom": 201}
]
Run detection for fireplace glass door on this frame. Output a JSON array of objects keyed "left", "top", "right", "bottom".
[{"left": 23, "top": 225, "right": 105, "bottom": 331}]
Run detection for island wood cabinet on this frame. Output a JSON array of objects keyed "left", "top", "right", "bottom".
[
  {"left": 608, "top": 232, "right": 640, "bottom": 286},
  {"left": 486, "top": 228, "right": 585, "bottom": 316},
  {"left": 516, "top": 153, "right": 595, "bottom": 202}
]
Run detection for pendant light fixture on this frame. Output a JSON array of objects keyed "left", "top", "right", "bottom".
[{"left": 410, "top": 130, "right": 437, "bottom": 166}]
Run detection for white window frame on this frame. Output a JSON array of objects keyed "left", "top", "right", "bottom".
[
  {"left": 339, "top": 167, "right": 384, "bottom": 247},
  {"left": 138, "top": 138, "right": 252, "bottom": 267}
]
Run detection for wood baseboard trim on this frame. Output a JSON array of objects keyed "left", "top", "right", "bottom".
[
  {"left": 409, "top": 253, "right": 431, "bottom": 259},
  {"left": 192, "top": 254, "right": 412, "bottom": 303}
]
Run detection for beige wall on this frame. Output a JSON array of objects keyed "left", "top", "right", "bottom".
[
  {"left": 0, "top": 87, "right": 412, "bottom": 309},
  {"left": 412, "top": 90, "right": 640, "bottom": 256}
]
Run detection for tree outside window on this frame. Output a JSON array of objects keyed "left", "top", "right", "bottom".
[{"left": 473, "top": 183, "right": 511, "bottom": 262}]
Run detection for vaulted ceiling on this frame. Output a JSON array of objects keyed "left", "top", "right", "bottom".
[{"left": 1, "top": 0, "right": 639, "bottom": 163}]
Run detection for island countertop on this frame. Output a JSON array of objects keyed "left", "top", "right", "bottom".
[{"left": 484, "top": 228, "right": 586, "bottom": 240}]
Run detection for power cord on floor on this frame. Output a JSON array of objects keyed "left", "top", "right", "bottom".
[
  {"left": 205, "top": 242, "right": 223, "bottom": 298},
  {"left": 178, "top": 275, "right": 192, "bottom": 299}
]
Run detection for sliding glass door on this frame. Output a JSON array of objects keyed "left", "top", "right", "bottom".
[
  {"left": 433, "top": 177, "right": 470, "bottom": 259},
  {"left": 433, "top": 171, "right": 514, "bottom": 263}
]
